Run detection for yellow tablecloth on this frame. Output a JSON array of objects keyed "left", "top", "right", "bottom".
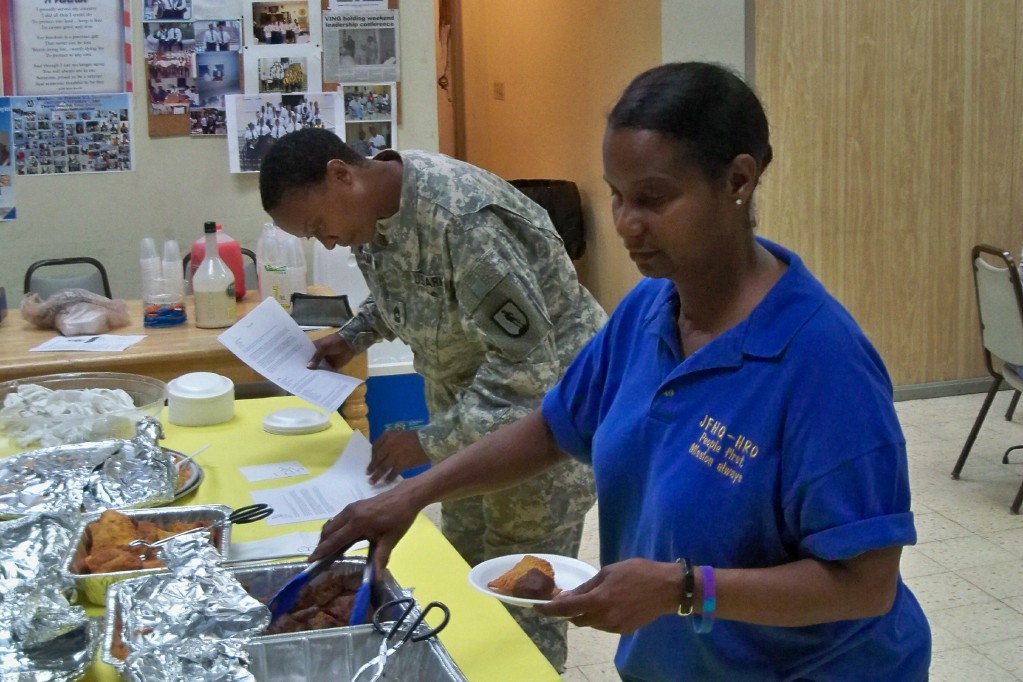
[{"left": 4, "top": 396, "right": 559, "bottom": 681}]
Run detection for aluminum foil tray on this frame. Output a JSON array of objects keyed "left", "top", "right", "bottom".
[
  {"left": 100, "top": 556, "right": 409, "bottom": 674},
  {"left": 247, "top": 621, "right": 468, "bottom": 681},
  {"left": 63, "top": 504, "right": 232, "bottom": 605}
]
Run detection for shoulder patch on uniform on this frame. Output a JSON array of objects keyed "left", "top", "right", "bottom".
[{"left": 492, "top": 300, "right": 530, "bottom": 337}]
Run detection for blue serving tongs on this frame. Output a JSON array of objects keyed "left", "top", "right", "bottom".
[
  {"left": 348, "top": 548, "right": 375, "bottom": 626},
  {"left": 266, "top": 543, "right": 373, "bottom": 623}
]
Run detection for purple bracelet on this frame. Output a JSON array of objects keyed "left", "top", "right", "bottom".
[{"left": 693, "top": 565, "right": 716, "bottom": 634}]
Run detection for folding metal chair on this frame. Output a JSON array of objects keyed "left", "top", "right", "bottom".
[
  {"left": 952, "top": 244, "right": 1023, "bottom": 513},
  {"left": 24, "top": 256, "right": 112, "bottom": 299}
]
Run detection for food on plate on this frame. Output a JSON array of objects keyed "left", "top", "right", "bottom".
[
  {"left": 487, "top": 555, "right": 560, "bottom": 600},
  {"left": 77, "top": 509, "right": 213, "bottom": 574},
  {"left": 264, "top": 570, "right": 363, "bottom": 635},
  {"left": 174, "top": 460, "right": 192, "bottom": 490}
]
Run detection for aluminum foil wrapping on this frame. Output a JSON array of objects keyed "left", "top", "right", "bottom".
[
  {"left": 0, "top": 417, "right": 176, "bottom": 518},
  {"left": 0, "top": 513, "right": 95, "bottom": 681},
  {"left": 117, "top": 531, "right": 270, "bottom": 682}
]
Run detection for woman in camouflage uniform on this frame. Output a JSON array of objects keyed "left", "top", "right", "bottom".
[{"left": 259, "top": 128, "right": 606, "bottom": 671}]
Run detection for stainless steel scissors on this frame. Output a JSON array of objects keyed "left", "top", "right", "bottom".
[{"left": 351, "top": 597, "right": 451, "bottom": 682}]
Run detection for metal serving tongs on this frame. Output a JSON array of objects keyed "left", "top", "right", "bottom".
[
  {"left": 351, "top": 598, "right": 451, "bottom": 682},
  {"left": 128, "top": 503, "right": 274, "bottom": 554}
]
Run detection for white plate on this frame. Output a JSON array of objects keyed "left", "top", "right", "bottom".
[{"left": 467, "top": 553, "right": 598, "bottom": 607}]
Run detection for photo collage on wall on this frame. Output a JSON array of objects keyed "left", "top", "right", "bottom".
[
  {"left": 143, "top": 0, "right": 244, "bottom": 136},
  {"left": 9, "top": 95, "right": 133, "bottom": 175}
]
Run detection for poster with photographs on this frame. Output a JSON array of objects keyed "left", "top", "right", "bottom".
[
  {"left": 0, "top": 98, "right": 15, "bottom": 220},
  {"left": 322, "top": 9, "right": 398, "bottom": 84},
  {"left": 147, "top": 52, "right": 197, "bottom": 115},
  {"left": 244, "top": 0, "right": 320, "bottom": 47},
  {"left": 225, "top": 91, "right": 341, "bottom": 173},
  {"left": 10, "top": 94, "right": 133, "bottom": 175},
  {"left": 342, "top": 83, "right": 394, "bottom": 157}
]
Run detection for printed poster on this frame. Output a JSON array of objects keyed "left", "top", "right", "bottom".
[
  {"left": 10, "top": 93, "right": 133, "bottom": 175},
  {"left": 0, "top": 97, "right": 14, "bottom": 220},
  {"left": 2, "top": 0, "right": 132, "bottom": 96}
]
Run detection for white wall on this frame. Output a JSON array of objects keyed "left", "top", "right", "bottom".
[{"left": 0, "top": 2, "right": 438, "bottom": 307}]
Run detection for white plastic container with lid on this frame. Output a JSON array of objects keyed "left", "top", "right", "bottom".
[
  {"left": 193, "top": 221, "right": 237, "bottom": 328},
  {"left": 256, "top": 222, "right": 307, "bottom": 311}
]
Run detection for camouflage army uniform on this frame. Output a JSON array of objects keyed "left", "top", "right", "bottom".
[{"left": 337, "top": 150, "right": 606, "bottom": 671}]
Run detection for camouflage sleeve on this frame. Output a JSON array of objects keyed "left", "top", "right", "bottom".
[
  {"left": 336, "top": 295, "right": 392, "bottom": 353},
  {"left": 416, "top": 215, "right": 562, "bottom": 461}
]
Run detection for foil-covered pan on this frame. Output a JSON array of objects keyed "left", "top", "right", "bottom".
[
  {"left": 0, "top": 418, "right": 181, "bottom": 519},
  {"left": 63, "top": 504, "right": 232, "bottom": 606},
  {"left": 0, "top": 513, "right": 97, "bottom": 681},
  {"left": 247, "top": 621, "right": 468, "bottom": 681},
  {"left": 101, "top": 556, "right": 407, "bottom": 674},
  {"left": 100, "top": 532, "right": 266, "bottom": 681}
]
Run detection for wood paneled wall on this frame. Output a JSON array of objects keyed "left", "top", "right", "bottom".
[{"left": 754, "top": 0, "right": 1023, "bottom": 386}]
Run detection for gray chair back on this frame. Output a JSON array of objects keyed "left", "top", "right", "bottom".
[{"left": 24, "top": 257, "right": 112, "bottom": 299}]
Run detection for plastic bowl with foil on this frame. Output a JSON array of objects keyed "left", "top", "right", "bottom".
[{"left": 0, "top": 372, "right": 167, "bottom": 449}]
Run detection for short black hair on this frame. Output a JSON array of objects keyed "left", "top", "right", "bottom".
[
  {"left": 259, "top": 128, "right": 367, "bottom": 212},
  {"left": 608, "top": 62, "right": 772, "bottom": 180}
]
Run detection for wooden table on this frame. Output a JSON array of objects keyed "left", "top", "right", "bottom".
[{"left": 0, "top": 297, "right": 370, "bottom": 437}]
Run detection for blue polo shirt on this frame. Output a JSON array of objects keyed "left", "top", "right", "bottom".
[{"left": 542, "top": 239, "right": 930, "bottom": 681}]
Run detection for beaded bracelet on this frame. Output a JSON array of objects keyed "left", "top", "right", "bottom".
[
  {"left": 693, "top": 565, "right": 716, "bottom": 633},
  {"left": 674, "top": 558, "right": 695, "bottom": 617}
]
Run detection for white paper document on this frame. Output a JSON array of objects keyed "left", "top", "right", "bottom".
[
  {"left": 249, "top": 431, "right": 396, "bottom": 526},
  {"left": 217, "top": 298, "right": 362, "bottom": 412},
  {"left": 239, "top": 460, "right": 310, "bottom": 483},
  {"left": 30, "top": 335, "right": 146, "bottom": 352}
]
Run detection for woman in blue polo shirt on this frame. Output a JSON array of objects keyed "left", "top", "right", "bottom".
[{"left": 311, "top": 61, "right": 931, "bottom": 680}]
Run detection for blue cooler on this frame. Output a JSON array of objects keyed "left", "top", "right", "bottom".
[{"left": 366, "top": 355, "right": 430, "bottom": 477}]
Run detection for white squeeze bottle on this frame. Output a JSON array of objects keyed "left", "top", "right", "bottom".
[{"left": 193, "top": 220, "right": 237, "bottom": 328}]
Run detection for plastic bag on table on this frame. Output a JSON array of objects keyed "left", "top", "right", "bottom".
[{"left": 20, "top": 288, "right": 131, "bottom": 336}]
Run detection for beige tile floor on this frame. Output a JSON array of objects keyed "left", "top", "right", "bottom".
[{"left": 558, "top": 392, "right": 1023, "bottom": 681}]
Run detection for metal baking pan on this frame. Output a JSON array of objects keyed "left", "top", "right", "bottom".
[
  {"left": 100, "top": 556, "right": 406, "bottom": 673},
  {"left": 247, "top": 621, "right": 468, "bottom": 681},
  {"left": 63, "top": 503, "right": 232, "bottom": 605}
]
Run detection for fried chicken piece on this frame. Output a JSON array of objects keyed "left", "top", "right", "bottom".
[
  {"left": 83, "top": 545, "right": 144, "bottom": 574},
  {"left": 134, "top": 520, "right": 166, "bottom": 544},
  {"left": 88, "top": 510, "right": 138, "bottom": 549},
  {"left": 488, "top": 555, "right": 557, "bottom": 597},
  {"left": 306, "top": 610, "right": 343, "bottom": 630},
  {"left": 323, "top": 593, "right": 356, "bottom": 624}
]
